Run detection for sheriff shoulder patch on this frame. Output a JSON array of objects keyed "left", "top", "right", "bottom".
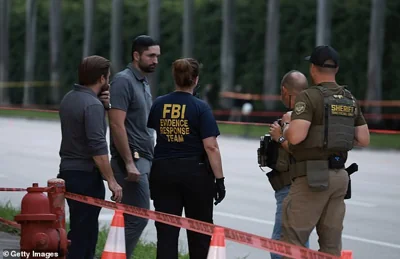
[{"left": 294, "top": 102, "right": 306, "bottom": 115}]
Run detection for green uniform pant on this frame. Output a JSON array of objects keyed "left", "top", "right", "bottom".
[{"left": 280, "top": 169, "right": 348, "bottom": 257}]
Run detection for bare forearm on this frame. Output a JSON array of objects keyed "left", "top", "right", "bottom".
[
  {"left": 354, "top": 125, "right": 370, "bottom": 147},
  {"left": 283, "top": 124, "right": 297, "bottom": 145},
  {"left": 353, "top": 139, "right": 367, "bottom": 147},
  {"left": 93, "top": 155, "right": 116, "bottom": 183},
  {"left": 206, "top": 148, "right": 224, "bottom": 179},
  {"left": 110, "top": 125, "right": 134, "bottom": 165}
]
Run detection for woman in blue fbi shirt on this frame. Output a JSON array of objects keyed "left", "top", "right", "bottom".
[{"left": 147, "top": 58, "right": 226, "bottom": 259}]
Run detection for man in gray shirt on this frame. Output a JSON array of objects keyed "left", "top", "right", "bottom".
[
  {"left": 108, "top": 35, "right": 161, "bottom": 258},
  {"left": 58, "top": 55, "right": 122, "bottom": 259}
]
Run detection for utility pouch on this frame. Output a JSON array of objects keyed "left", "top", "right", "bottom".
[
  {"left": 266, "top": 170, "right": 285, "bottom": 192},
  {"left": 306, "top": 160, "right": 329, "bottom": 192},
  {"left": 328, "top": 155, "right": 345, "bottom": 169},
  {"left": 344, "top": 176, "right": 352, "bottom": 199},
  {"left": 275, "top": 148, "right": 290, "bottom": 173}
]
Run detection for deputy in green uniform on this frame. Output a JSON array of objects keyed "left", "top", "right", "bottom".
[{"left": 280, "top": 45, "right": 370, "bottom": 257}]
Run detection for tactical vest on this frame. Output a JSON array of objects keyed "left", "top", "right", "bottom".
[
  {"left": 275, "top": 146, "right": 292, "bottom": 185},
  {"left": 267, "top": 145, "right": 293, "bottom": 191},
  {"left": 290, "top": 85, "right": 356, "bottom": 163}
]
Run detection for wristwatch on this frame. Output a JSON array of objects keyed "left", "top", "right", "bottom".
[
  {"left": 105, "top": 103, "right": 112, "bottom": 110},
  {"left": 278, "top": 136, "right": 286, "bottom": 144}
]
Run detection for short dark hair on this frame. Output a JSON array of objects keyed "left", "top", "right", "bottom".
[
  {"left": 172, "top": 58, "right": 200, "bottom": 88},
  {"left": 131, "top": 35, "right": 159, "bottom": 59},
  {"left": 78, "top": 55, "right": 110, "bottom": 86}
]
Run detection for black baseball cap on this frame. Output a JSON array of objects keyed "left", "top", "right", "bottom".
[{"left": 304, "top": 45, "right": 339, "bottom": 68}]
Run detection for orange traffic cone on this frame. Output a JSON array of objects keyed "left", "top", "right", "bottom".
[
  {"left": 341, "top": 250, "right": 353, "bottom": 259},
  {"left": 207, "top": 227, "right": 226, "bottom": 259},
  {"left": 101, "top": 210, "right": 126, "bottom": 259}
]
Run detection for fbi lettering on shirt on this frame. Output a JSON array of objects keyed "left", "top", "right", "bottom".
[{"left": 160, "top": 104, "right": 190, "bottom": 142}]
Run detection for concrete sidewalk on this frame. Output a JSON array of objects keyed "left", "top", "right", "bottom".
[{"left": 0, "top": 232, "right": 19, "bottom": 259}]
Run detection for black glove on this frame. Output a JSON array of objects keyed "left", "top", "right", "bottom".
[
  {"left": 214, "top": 177, "right": 226, "bottom": 205},
  {"left": 345, "top": 163, "right": 358, "bottom": 176}
]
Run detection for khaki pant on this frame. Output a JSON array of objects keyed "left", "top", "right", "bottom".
[{"left": 281, "top": 169, "right": 349, "bottom": 257}]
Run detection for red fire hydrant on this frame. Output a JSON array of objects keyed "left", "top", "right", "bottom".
[{"left": 14, "top": 183, "right": 69, "bottom": 259}]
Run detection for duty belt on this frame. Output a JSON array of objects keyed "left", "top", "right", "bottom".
[{"left": 291, "top": 157, "right": 345, "bottom": 180}]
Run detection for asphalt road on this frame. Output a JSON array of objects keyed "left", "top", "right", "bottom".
[{"left": 0, "top": 117, "right": 399, "bottom": 259}]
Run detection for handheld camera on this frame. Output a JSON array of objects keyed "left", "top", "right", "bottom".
[{"left": 257, "top": 134, "right": 272, "bottom": 168}]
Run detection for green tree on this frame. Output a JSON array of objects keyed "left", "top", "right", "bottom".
[
  {"left": 23, "top": 0, "right": 37, "bottom": 106},
  {"left": 4, "top": 0, "right": 400, "bottom": 126},
  {"left": 263, "top": 0, "right": 280, "bottom": 110},
  {"left": 148, "top": 0, "right": 161, "bottom": 98},
  {"left": 49, "top": 0, "right": 62, "bottom": 104},
  {"left": 220, "top": 0, "right": 235, "bottom": 109},
  {"left": 0, "top": 0, "right": 11, "bottom": 104},
  {"left": 365, "top": 0, "right": 386, "bottom": 123},
  {"left": 316, "top": 0, "right": 332, "bottom": 46},
  {"left": 110, "top": 0, "right": 123, "bottom": 73},
  {"left": 83, "top": 0, "right": 94, "bottom": 58},
  {"left": 183, "top": 0, "right": 194, "bottom": 58}
]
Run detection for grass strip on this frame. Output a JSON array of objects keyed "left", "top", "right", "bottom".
[{"left": 0, "top": 201, "right": 189, "bottom": 258}]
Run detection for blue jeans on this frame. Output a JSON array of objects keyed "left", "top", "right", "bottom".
[{"left": 271, "top": 185, "right": 310, "bottom": 259}]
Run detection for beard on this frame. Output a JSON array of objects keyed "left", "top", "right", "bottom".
[
  {"left": 139, "top": 61, "right": 156, "bottom": 73},
  {"left": 101, "top": 82, "right": 109, "bottom": 92}
]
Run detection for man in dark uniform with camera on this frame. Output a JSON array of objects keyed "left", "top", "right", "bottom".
[
  {"left": 267, "top": 70, "right": 309, "bottom": 259},
  {"left": 281, "top": 45, "right": 370, "bottom": 257}
]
